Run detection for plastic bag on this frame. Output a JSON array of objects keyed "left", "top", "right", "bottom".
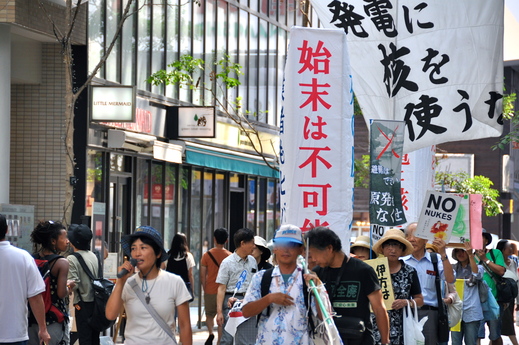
[
  {"left": 447, "top": 291, "right": 463, "bottom": 328},
  {"left": 403, "top": 301, "right": 428, "bottom": 345}
]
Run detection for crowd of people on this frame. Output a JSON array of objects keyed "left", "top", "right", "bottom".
[{"left": 2, "top": 214, "right": 519, "bottom": 345}]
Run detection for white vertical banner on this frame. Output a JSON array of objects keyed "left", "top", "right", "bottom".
[
  {"left": 280, "top": 27, "right": 354, "bottom": 250},
  {"left": 400, "top": 145, "right": 436, "bottom": 224}
]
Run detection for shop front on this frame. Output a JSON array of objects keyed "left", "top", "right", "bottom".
[{"left": 85, "top": 90, "right": 280, "bottom": 327}]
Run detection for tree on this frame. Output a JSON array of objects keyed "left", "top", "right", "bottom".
[
  {"left": 148, "top": 54, "right": 279, "bottom": 171},
  {"left": 38, "top": 0, "right": 137, "bottom": 225},
  {"left": 435, "top": 172, "right": 503, "bottom": 217}
]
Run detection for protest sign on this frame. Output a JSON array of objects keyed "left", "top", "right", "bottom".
[
  {"left": 415, "top": 191, "right": 462, "bottom": 242},
  {"left": 369, "top": 120, "right": 406, "bottom": 227},
  {"left": 366, "top": 256, "right": 394, "bottom": 311}
]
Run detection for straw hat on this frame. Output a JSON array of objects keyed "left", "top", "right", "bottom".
[
  {"left": 372, "top": 228, "right": 414, "bottom": 256},
  {"left": 350, "top": 235, "right": 372, "bottom": 251}
]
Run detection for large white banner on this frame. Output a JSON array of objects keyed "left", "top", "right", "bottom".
[
  {"left": 280, "top": 27, "right": 354, "bottom": 250},
  {"left": 309, "top": 0, "right": 504, "bottom": 153}
]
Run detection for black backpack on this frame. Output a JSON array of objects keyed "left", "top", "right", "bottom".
[
  {"left": 257, "top": 267, "right": 315, "bottom": 333},
  {"left": 72, "top": 252, "right": 115, "bottom": 332}
]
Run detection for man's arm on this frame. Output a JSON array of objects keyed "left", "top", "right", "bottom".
[
  {"left": 216, "top": 284, "right": 227, "bottom": 326},
  {"left": 368, "top": 289, "right": 389, "bottom": 345},
  {"left": 434, "top": 238, "right": 455, "bottom": 284},
  {"left": 28, "top": 293, "right": 51, "bottom": 345},
  {"left": 200, "top": 264, "right": 208, "bottom": 290}
]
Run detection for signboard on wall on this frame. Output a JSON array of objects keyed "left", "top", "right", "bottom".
[
  {"left": 90, "top": 85, "right": 136, "bottom": 122},
  {"left": 167, "top": 106, "right": 216, "bottom": 138}
]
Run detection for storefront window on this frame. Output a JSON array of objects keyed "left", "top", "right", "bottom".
[
  {"left": 257, "top": 178, "right": 266, "bottom": 237},
  {"left": 202, "top": 171, "right": 214, "bottom": 256},
  {"left": 179, "top": 167, "right": 191, "bottom": 235},
  {"left": 164, "top": 164, "right": 178, "bottom": 248},
  {"left": 135, "top": 159, "right": 150, "bottom": 228},
  {"left": 137, "top": 0, "right": 150, "bottom": 91},
  {"left": 150, "top": 162, "right": 164, "bottom": 233},
  {"left": 151, "top": 2, "right": 165, "bottom": 95},
  {"left": 266, "top": 179, "right": 276, "bottom": 240},
  {"left": 86, "top": 150, "right": 105, "bottom": 212},
  {"left": 214, "top": 172, "right": 226, "bottom": 236},
  {"left": 247, "top": 177, "right": 257, "bottom": 231},
  {"left": 190, "top": 168, "right": 202, "bottom": 306}
]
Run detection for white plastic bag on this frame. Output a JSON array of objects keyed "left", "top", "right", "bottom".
[
  {"left": 447, "top": 291, "right": 463, "bottom": 328},
  {"left": 403, "top": 301, "right": 428, "bottom": 345}
]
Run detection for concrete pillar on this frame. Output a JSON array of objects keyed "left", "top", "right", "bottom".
[{"left": 0, "top": 25, "right": 10, "bottom": 203}]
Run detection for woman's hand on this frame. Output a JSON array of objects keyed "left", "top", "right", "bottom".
[
  {"left": 463, "top": 240, "right": 473, "bottom": 253},
  {"left": 117, "top": 260, "right": 135, "bottom": 282},
  {"left": 391, "top": 299, "right": 410, "bottom": 310}
]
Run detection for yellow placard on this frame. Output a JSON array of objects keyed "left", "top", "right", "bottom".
[
  {"left": 366, "top": 257, "right": 395, "bottom": 311},
  {"left": 451, "top": 279, "right": 465, "bottom": 332}
]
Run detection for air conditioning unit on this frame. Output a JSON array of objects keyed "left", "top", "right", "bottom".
[{"left": 107, "top": 129, "right": 156, "bottom": 153}]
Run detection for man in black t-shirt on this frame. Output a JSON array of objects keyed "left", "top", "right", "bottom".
[{"left": 306, "top": 227, "right": 389, "bottom": 345}]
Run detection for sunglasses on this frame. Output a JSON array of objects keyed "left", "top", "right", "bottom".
[{"left": 274, "top": 242, "right": 301, "bottom": 249}]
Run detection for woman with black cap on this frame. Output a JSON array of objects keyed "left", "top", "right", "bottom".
[
  {"left": 105, "top": 226, "right": 193, "bottom": 345},
  {"left": 67, "top": 223, "right": 100, "bottom": 345}
]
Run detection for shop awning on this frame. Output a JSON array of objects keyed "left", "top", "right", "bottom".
[{"left": 185, "top": 145, "right": 279, "bottom": 178}]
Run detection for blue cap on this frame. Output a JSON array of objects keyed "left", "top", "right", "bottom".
[{"left": 273, "top": 224, "right": 303, "bottom": 245}]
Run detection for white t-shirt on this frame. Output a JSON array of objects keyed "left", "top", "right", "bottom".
[
  {"left": 0, "top": 241, "right": 45, "bottom": 342},
  {"left": 121, "top": 269, "right": 192, "bottom": 345}
]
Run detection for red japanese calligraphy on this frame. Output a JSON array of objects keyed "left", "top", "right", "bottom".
[
  {"left": 301, "top": 218, "right": 330, "bottom": 232},
  {"left": 299, "top": 78, "right": 331, "bottom": 111},
  {"left": 298, "top": 146, "right": 332, "bottom": 178},
  {"left": 303, "top": 116, "right": 328, "bottom": 140},
  {"left": 297, "top": 40, "right": 332, "bottom": 74},
  {"left": 401, "top": 187, "right": 410, "bottom": 211},
  {"left": 402, "top": 154, "right": 410, "bottom": 165},
  {"left": 298, "top": 183, "right": 331, "bottom": 215}
]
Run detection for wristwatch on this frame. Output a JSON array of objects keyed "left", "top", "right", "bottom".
[{"left": 485, "top": 259, "right": 491, "bottom": 265}]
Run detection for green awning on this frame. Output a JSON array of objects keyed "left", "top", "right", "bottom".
[{"left": 185, "top": 146, "right": 279, "bottom": 178}]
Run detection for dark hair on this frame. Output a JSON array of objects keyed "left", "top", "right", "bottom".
[
  {"left": 214, "top": 227, "right": 229, "bottom": 245},
  {"left": 497, "top": 239, "right": 509, "bottom": 253},
  {"left": 31, "top": 221, "right": 66, "bottom": 253},
  {"left": 131, "top": 235, "right": 163, "bottom": 268},
  {"left": 234, "top": 228, "right": 255, "bottom": 248},
  {"left": 305, "top": 227, "right": 342, "bottom": 252},
  {"left": 168, "top": 233, "right": 189, "bottom": 258},
  {"left": 0, "top": 214, "right": 6, "bottom": 240},
  {"left": 381, "top": 239, "right": 406, "bottom": 251}
]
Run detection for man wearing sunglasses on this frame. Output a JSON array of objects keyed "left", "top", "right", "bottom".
[{"left": 242, "top": 224, "right": 317, "bottom": 345}]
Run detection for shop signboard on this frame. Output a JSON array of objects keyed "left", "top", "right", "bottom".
[{"left": 90, "top": 85, "right": 136, "bottom": 122}]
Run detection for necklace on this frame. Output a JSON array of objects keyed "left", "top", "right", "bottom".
[{"left": 140, "top": 267, "right": 159, "bottom": 304}]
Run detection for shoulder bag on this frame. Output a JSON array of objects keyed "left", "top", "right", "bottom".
[
  {"left": 485, "top": 250, "right": 518, "bottom": 304},
  {"left": 430, "top": 253, "right": 450, "bottom": 342},
  {"left": 128, "top": 279, "right": 177, "bottom": 344}
]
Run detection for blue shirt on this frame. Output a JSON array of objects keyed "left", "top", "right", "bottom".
[
  {"left": 453, "top": 262, "right": 484, "bottom": 323},
  {"left": 402, "top": 251, "right": 455, "bottom": 307}
]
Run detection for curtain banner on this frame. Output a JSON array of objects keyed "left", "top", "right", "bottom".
[{"left": 309, "top": 0, "right": 504, "bottom": 153}]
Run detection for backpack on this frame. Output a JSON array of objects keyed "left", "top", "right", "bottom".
[
  {"left": 489, "top": 250, "right": 519, "bottom": 303},
  {"left": 29, "top": 254, "right": 67, "bottom": 325},
  {"left": 72, "top": 252, "right": 115, "bottom": 332},
  {"left": 257, "top": 267, "right": 315, "bottom": 334}
]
